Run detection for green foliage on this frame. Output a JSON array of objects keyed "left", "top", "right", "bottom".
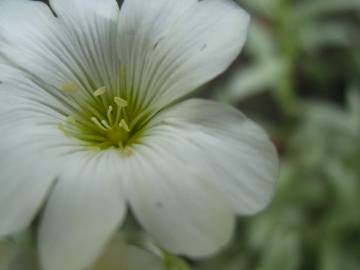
[
  {"left": 0, "top": 241, "right": 17, "bottom": 270},
  {"left": 203, "top": 0, "right": 360, "bottom": 269},
  {"left": 215, "top": 0, "right": 360, "bottom": 117}
]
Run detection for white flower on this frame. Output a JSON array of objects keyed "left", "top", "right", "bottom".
[{"left": 0, "top": 0, "right": 279, "bottom": 270}]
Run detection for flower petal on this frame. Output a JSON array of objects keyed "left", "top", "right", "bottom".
[
  {"left": 0, "top": 141, "right": 56, "bottom": 238},
  {"left": 143, "top": 99, "right": 279, "bottom": 216},
  {"left": 0, "top": 0, "right": 119, "bottom": 98},
  {"left": 0, "top": 130, "right": 62, "bottom": 239},
  {"left": 39, "top": 151, "right": 126, "bottom": 270},
  {"left": 50, "top": 0, "right": 119, "bottom": 18},
  {"left": 126, "top": 144, "right": 236, "bottom": 258},
  {"left": 117, "top": 0, "right": 249, "bottom": 112},
  {"left": 0, "top": 74, "right": 74, "bottom": 124},
  {"left": 49, "top": 0, "right": 120, "bottom": 89},
  {"left": 0, "top": 80, "right": 70, "bottom": 238},
  {"left": 0, "top": 0, "right": 75, "bottom": 88}
]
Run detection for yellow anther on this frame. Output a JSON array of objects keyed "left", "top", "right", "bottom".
[
  {"left": 114, "top": 97, "right": 128, "bottom": 108},
  {"left": 93, "top": 87, "right": 107, "bottom": 97},
  {"left": 119, "top": 119, "right": 130, "bottom": 132},
  {"left": 61, "top": 82, "right": 79, "bottom": 94}
]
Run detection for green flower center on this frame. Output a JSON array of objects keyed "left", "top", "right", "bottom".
[{"left": 58, "top": 72, "right": 149, "bottom": 151}]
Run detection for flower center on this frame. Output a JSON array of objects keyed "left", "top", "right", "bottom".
[
  {"left": 58, "top": 84, "right": 144, "bottom": 151},
  {"left": 57, "top": 66, "right": 153, "bottom": 151},
  {"left": 59, "top": 87, "right": 131, "bottom": 148}
]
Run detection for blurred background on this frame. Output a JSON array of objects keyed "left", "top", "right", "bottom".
[
  {"left": 1, "top": 0, "right": 360, "bottom": 269},
  {"left": 195, "top": 0, "right": 360, "bottom": 269}
]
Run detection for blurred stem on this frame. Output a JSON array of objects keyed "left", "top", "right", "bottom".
[{"left": 273, "top": 0, "right": 299, "bottom": 119}]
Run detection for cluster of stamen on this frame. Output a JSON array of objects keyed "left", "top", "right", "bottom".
[{"left": 58, "top": 86, "right": 132, "bottom": 149}]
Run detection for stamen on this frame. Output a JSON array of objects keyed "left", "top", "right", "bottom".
[
  {"left": 119, "top": 119, "right": 130, "bottom": 132},
  {"left": 61, "top": 82, "right": 80, "bottom": 94},
  {"left": 58, "top": 81, "right": 136, "bottom": 150},
  {"left": 91, "top": 117, "right": 107, "bottom": 131},
  {"left": 93, "top": 87, "right": 107, "bottom": 97},
  {"left": 107, "top": 106, "right": 113, "bottom": 125},
  {"left": 114, "top": 97, "right": 128, "bottom": 108},
  {"left": 101, "top": 120, "right": 112, "bottom": 130}
]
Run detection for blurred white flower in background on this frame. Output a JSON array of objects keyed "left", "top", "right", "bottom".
[
  {"left": 0, "top": 0, "right": 278, "bottom": 270},
  {"left": 92, "top": 236, "right": 166, "bottom": 270},
  {"left": 0, "top": 236, "right": 167, "bottom": 270}
]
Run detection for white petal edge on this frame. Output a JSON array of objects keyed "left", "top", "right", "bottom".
[
  {"left": 143, "top": 99, "right": 279, "bottom": 216},
  {"left": 39, "top": 150, "right": 126, "bottom": 270},
  {"left": 117, "top": 0, "right": 250, "bottom": 112}
]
